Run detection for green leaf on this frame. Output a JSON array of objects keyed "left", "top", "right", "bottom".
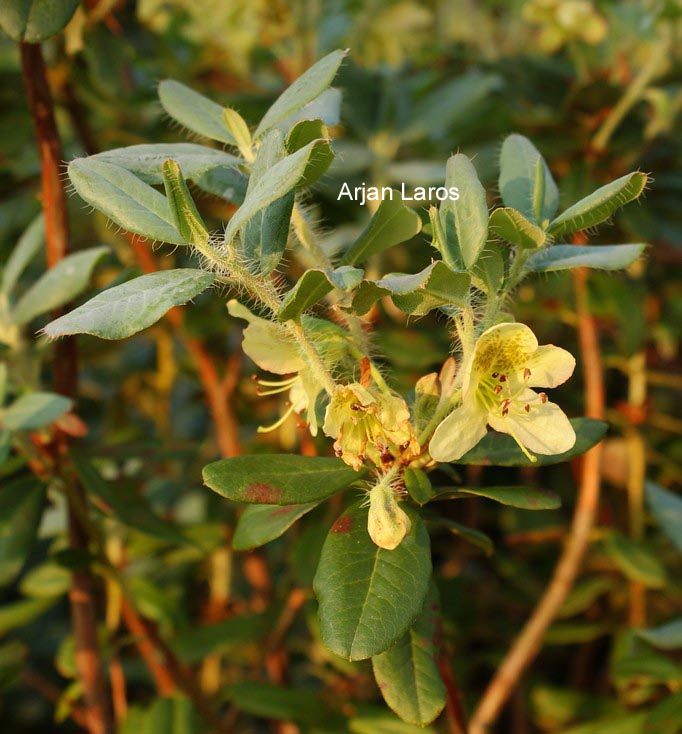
[
  {"left": 613, "top": 651, "right": 682, "bottom": 685},
  {"left": 499, "top": 134, "right": 558, "bottom": 225},
  {"left": 285, "top": 120, "right": 334, "bottom": 186},
  {"left": 547, "top": 172, "right": 648, "bottom": 237},
  {"left": 351, "top": 262, "right": 470, "bottom": 317},
  {"left": 604, "top": 532, "right": 666, "bottom": 588},
  {"left": 471, "top": 242, "right": 506, "bottom": 295},
  {"left": 372, "top": 584, "right": 446, "bottom": 726},
  {"left": 162, "top": 160, "right": 209, "bottom": 246},
  {"left": 451, "top": 418, "right": 607, "bottom": 466},
  {"left": 437, "top": 154, "right": 488, "bottom": 270},
  {"left": 278, "top": 266, "right": 364, "bottom": 321},
  {"left": 227, "top": 682, "right": 324, "bottom": 724},
  {"left": 0, "top": 596, "right": 57, "bottom": 635},
  {"left": 203, "top": 455, "right": 359, "bottom": 505},
  {"left": 11, "top": 246, "right": 109, "bottom": 326},
  {"left": 240, "top": 130, "right": 294, "bottom": 274},
  {"left": 341, "top": 196, "right": 422, "bottom": 267},
  {"left": 158, "top": 80, "right": 235, "bottom": 145},
  {"left": 433, "top": 517, "right": 493, "bottom": 555},
  {"left": 255, "top": 49, "right": 346, "bottom": 137},
  {"left": 222, "top": 108, "right": 252, "bottom": 160},
  {"left": 437, "top": 485, "right": 561, "bottom": 510},
  {"left": 20, "top": 562, "right": 70, "bottom": 599},
  {"left": 232, "top": 501, "right": 321, "bottom": 551},
  {"left": 559, "top": 712, "right": 647, "bottom": 734},
  {"left": 43, "top": 269, "right": 214, "bottom": 340},
  {"left": 524, "top": 244, "right": 646, "bottom": 273},
  {"left": 636, "top": 618, "right": 682, "bottom": 650},
  {"left": 90, "top": 144, "right": 241, "bottom": 184},
  {"left": 143, "top": 696, "right": 201, "bottom": 734},
  {"left": 0, "top": 478, "right": 44, "bottom": 587},
  {"left": 68, "top": 159, "right": 185, "bottom": 245},
  {"left": 1, "top": 215, "right": 44, "bottom": 295},
  {"left": 557, "top": 577, "right": 617, "bottom": 618},
  {"left": 71, "top": 451, "right": 187, "bottom": 544},
  {"left": 313, "top": 501, "right": 431, "bottom": 660},
  {"left": 2, "top": 392, "right": 72, "bottom": 430},
  {"left": 489, "top": 207, "right": 546, "bottom": 249},
  {"left": 645, "top": 481, "right": 682, "bottom": 552},
  {"left": 400, "top": 70, "right": 502, "bottom": 143},
  {"left": 643, "top": 693, "right": 682, "bottom": 734},
  {"left": 0, "top": 0, "right": 79, "bottom": 42},
  {"left": 404, "top": 468, "right": 435, "bottom": 506},
  {"left": 224, "top": 140, "right": 325, "bottom": 249},
  {"left": 172, "top": 613, "right": 271, "bottom": 664},
  {"left": 350, "top": 709, "right": 439, "bottom": 734}
]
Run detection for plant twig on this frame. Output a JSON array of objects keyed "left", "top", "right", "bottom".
[
  {"left": 119, "top": 597, "right": 231, "bottom": 733},
  {"left": 468, "top": 235, "right": 605, "bottom": 734},
  {"left": 126, "top": 234, "right": 241, "bottom": 458},
  {"left": 438, "top": 654, "right": 468, "bottom": 734},
  {"left": 20, "top": 40, "right": 114, "bottom": 734},
  {"left": 21, "top": 668, "right": 88, "bottom": 728}
]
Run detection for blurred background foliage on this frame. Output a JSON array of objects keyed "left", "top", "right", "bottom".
[{"left": 0, "top": 1, "right": 681, "bottom": 733}]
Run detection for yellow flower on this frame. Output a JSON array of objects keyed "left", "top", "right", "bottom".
[
  {"left": 323, "top": 383, "right": 418, "bottom": 471},
  {"left": 429, "top": 322, "right": 576, "bottom": 463},
  {"left": 228, "top": 300, "right": 324, "bottom": 435}
]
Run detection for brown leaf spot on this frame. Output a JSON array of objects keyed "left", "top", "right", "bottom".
[
  {"left": 331, "top": 515, "right": 353, "bottom": 534},
  {"left": 245, "top": 483, "right": 282, "bottom": 504},
  {"left": 270, "top": 505, "right": 296, "bottom": 517}
]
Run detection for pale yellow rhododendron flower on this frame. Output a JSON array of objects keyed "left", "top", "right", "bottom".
[
  {"left": 227, "top": 300, "right": 324, "bottom": 435},
  {"left": 323, "top": 383, "right": 419, "bottom": 471},
  {"left": 429, "top": 322, "right": 576, "bottom": 463}
]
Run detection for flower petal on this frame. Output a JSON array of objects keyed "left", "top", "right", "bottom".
[
  {"left": 467, "top": 322, "right": 539, "bottom": 393},
  {"left": 429, "top": 399, "right": 488, "bottom": 461},
  {"left": 488, "top": 400, "right": 576, "bottom": 456},
  {"left": 526, "top": 344, "right": 576, "bottom": 388},
  {"left": 228, "top": 300, "right": 304, "bottom": 374}
]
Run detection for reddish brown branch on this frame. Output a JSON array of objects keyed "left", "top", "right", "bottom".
[
  {"left": 126, "top": 235, "right": 241, "bottom": 458},
  {"left": 20, "top": 41, "right": 113, "bottom": 734},
  {"left": 22, "top": 668, "right": 88, "bottom": 728},
  {"left": 120, "top": 597, "right": 230, "bottom": 733},
  {"left": 469, "top": 241, "right": 605, "bottom": 734},
  {"left": 439, "top": 655, "right": 468, "bottom": 734}
]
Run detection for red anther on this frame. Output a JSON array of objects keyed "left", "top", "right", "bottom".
[
  {"left": 502, "top": 407, "right": 509, "bottom": 417},
  {"left": 494, "top": 385, "right": 503, "bottom": 394},
  {"left": 499, "top": 374, "right": 507, "bottom": 382},
  {"left": 250, "top": 374, "right": 258, "bottom": 381},
  {"left": 350, "top": 402, "right": 362, "bottom": 411},
  {"left": 334, "top": 446, "right": 343, "bottom": 457},
  {"left": 524, "top": 403, "right": 530, "bottom": 412},
  {"left": 539, "top": 392, "right": 548, "bottom": 403},
  {"left": 524, "top": 367, "right": 531, "bottom": 380},
  {"left": 492, "top": 371, "right": 499, "bottom": 378}
]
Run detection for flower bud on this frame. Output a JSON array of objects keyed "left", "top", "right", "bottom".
[{"left": 367, "top": 483, "right": 411, "bottom": 550}]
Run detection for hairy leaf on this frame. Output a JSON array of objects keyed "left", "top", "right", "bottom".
[
  {"left": 547, "top": 172, "right": 648, "bottom": 237},
  {"left": 499, "top": 134, "right": 558, "bottom": 225},
  {"left": 524, "top": 244, "right": 646, "bottom": 273},
  {"left": 11, "top": 246, "right": 109, "bottom": 325},
  {"left": 44, "top": 269, "right": 214, "bottom": 340},
  {"left": 158, "top": 80, "right": 235, "bottom": 144}
]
